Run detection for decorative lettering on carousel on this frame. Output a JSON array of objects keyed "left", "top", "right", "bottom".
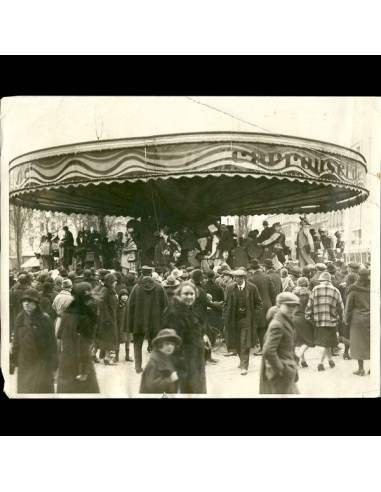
[{"left": 232, "top": 150, "right": 365, "bottom": 183}]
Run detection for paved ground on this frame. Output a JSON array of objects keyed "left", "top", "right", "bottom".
[{"left": 5, "top": 341, "right": 377, "bottom": 398}]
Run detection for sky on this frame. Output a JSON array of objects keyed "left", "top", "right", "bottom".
[{"left": 1, "top": 96, "right": 380, "bottom": 171}]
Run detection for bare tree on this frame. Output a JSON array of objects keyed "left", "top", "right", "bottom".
[
  {"left": 237, "top": 216, "right": 250, "bottom": 239},
  {"left": 9, "top": 205, "right": 33, "bottom": 269}
]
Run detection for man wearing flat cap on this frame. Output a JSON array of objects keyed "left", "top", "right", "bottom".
[{"left": 224, "top": 269, "right": 263, "bottom": 375}]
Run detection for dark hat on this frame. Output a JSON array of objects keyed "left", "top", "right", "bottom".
[
  {"left": 318, "top": 227, "right": 327, "bottom": 233},
  {"left": 44, "top": 276, "right": 54, "bottom": 284},
  {"left": 83, "top": 269, "right": 92, "bottom": 278},
  {"left": 90, "top": 267, "right": 96, "bottom": 274},
  {"left": 334, "top": 231, "right": 342, "bottom": 237},
  {"left": 250, "top": 259, "right": 261, "bottom": 269},
  {"left": 315, "top": 263, "right": 327, "bottom": 271},
  {"left": 263, "top": 259, "right": 274, "bottom": 268},
  {"left": 273, "top": 222, "right": 281, "bottom": 228},
  {"left": 162, "top": 275, "right": 180, "bottom": 287},
  {"left": 326, "top": 264, "right": 337, "bottom": 274},
  {"left": 191, "top": 269, "right": 204, "bottom": 283},
  {"left": 118, "top": 288, "right": 128, "bottom": 296},
  {"left": 141, "top": 266, "right": 154, "bottom": 276},
  {"left": 60, "top": 269, "right": 68, "bottom": 278},
  {"left": 302, "top": 266, "right": 311, "bottom": 276},
  {"left": 180, "top": 271, "right": 190, "bottom": 280},
  {"left": 72, "top": 282, "right": 92, "bottom": 297},
  {"left": 38, "top": 274, "right": 48, "bottom": 283},
  {"left": 18, "top": 274, "right": 28, "bottom": 285},
  {"left": 68, "top": 271, "right": 77, "bottom": 280},
  {"left": 262, "top": 221, "right": 269, "bottom": 226},
  {"left": 319, "top": 272, "right": 331, "bottom": 282},
  {"left": 42, "top": 281, "right": 54, "bottom": 292},
  {"left": 125, "top": 273, "right": 137, "bottom": 286},
  {"left": 206, "top": 270, "right": 216, "bottom": 280},
  {"left": 98, "top": 269, "right": 109, "bottom": 279},
  {"left": 152, "top": 328, "right": 182, "bottom": 347},
  {"left": 358, "top": 268, "right": 370, "bottom": 278},
  {"left": 348, "top": 262, "right": 361, "bottom": 271},
  {"left": 21, "top": 288, "right": 40, "bottom": 303},
  {"left": 276, "top": 292, "right": 300, "bottom": 305},
  {"left": 62, "top": 279, "right": 73, "bottom": 289},
  {"left": 104, "top": 273, "right": 117, "bottom": 285}
]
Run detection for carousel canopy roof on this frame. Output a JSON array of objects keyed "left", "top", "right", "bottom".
[{"left": 9, "top": 132, "right": 368, "bottom": 221}]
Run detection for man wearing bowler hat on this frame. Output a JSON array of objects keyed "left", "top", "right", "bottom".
[{"left": 224, "top": 269, "right": 263, "bottom": 375}]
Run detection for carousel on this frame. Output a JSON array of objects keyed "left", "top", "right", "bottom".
[{"left": 9, "top": 132, "right": 369, "bottom": 269}]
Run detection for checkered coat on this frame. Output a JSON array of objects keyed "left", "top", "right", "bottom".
[{"left": 305, "top": 281, "right": 344, "bottom": 328}]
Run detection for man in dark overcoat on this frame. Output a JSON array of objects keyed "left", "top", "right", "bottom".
[
  {"left": 127, "top": 266, "right": 168, "bottom": 373},
  {"left": 263, "top": 259, "right": 282, "bottom": 297},
  {"left": 247, "top": 260, "right": 276, "bottom": 352},
  {"left": 61, "top": 226, "right": 74, "bottom": 270},
  {"left": 224, "top": 269, "right": 263, "bottom": 375}
]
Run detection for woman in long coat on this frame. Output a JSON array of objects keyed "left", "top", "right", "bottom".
[
  {"left": 96, "top": 273, "right": 119, "bottom": 365},
  {"left": 292, "top": 277, "right": 314, "bottom": 367},
  {"left": 11, "top": 288, "right": 58, "bottom": 393},
  {"left": 296, "top": 218, "right": 315, "bottom": 268},
  {"left": 344, "top": 268, "right": 370, "bottom": 376},
  {"left": 162, "top": 281, "right": 207, "bottom": 394},
  {"left": 260, "top": 292, "right": 300, "bottom": 394},
  {"left": 57, "top": 282, "right": 100, "bottom": 393}
]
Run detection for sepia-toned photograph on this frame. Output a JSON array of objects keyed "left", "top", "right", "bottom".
[{"left": 1, "top": 96, "right": 380, "bottom": 398}]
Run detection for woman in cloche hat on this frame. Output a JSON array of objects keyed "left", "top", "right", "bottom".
[
  {"left": 11, "top": 288, "right": 58, "bottom": 393},
  {"left": 140, "top": 329, "right": 182, "bottom": 394}
]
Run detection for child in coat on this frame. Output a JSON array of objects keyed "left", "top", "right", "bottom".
[
  {"left": 140, "top": 329, "right": 182, "bottom": 394},
  {"left": 115, "top": 289, "right": 133, "bottom": 362}
]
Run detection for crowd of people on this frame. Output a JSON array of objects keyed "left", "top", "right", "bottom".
[{"left": 9, "top": 219, "right": 371, "bottom": 396}]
